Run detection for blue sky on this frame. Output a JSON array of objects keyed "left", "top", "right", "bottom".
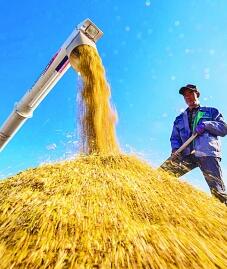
[{"left": 0, "top": 0, "right": 227, "bottom": 193}]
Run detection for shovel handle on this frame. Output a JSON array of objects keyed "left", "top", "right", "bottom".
[
  {"left": 159, "top": 133, "right": 198, "bottom": 170},
  {"left": 174, "top": 133, "right": 198, "bottom": 155}
]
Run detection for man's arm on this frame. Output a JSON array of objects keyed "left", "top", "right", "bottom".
[
  {"left": 203, "top": 108, "right": 227, "bottom": 137},
  {"left": 170, "top": 120, "right": 182, "bottom": 152}
]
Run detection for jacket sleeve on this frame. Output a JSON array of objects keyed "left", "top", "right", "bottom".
[
  {"left": 203, "top": 108, "right": 227, "bottom": 137},
  {"left": 170, "top": 119, "right": 182, "bottom": 152}
]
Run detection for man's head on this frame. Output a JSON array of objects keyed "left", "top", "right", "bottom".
[{"left": 179, "top": 84, "right": 200, "bottom": 109}]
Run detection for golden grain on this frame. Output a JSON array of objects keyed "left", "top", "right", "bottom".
[
  {"left": 69, "top": 45, "right": 119, "bottom": 155},
  {"left": 0, "top": 46, "right": 226, "bottom": 269}
]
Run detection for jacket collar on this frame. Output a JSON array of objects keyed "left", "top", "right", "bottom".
[{"left": 186, "top": 105, "right": 200, "bottom": 113}]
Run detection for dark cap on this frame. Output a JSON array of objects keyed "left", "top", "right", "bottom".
[{"left": 179, "top": 84, "right": 200, "bottom": 97}]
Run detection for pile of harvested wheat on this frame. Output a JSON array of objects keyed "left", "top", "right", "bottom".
[
  {"left": 0, "top": 45, "right": 226, "bottom": 269},
  {"left": 0, "top": 154, "right": 226, "bottom": 268}
]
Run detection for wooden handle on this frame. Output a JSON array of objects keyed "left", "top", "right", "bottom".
[{"left": 174, "top": 133, "right": 198, "bottom": 155}]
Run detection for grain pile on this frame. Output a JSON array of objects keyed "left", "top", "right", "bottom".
[
  {"left": 0, "top": 45, "right": 227, "bottom": 269},
  {"left": 0, "top": 155, "right": 227, "bottom": 268},
  {"left": 69, "top": 45, "right": 119, "bottom": 155}
]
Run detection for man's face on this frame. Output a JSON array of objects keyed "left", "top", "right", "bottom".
[{"left": 183, "top": 89, "right": 199, "bottom": 108}]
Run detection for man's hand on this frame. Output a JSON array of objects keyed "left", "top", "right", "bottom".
[
  {"left": 195, "top": 123, "right": 206, "bottom": 135},
  {"left": 171, "top": 149, "right": 181, "bottom": 161}
]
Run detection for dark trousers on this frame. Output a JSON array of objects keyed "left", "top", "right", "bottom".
[{"left": 162, "top": 154, "right": 227, "bottom": 204}]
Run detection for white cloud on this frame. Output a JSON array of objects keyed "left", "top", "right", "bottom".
[
  {"left": 145, "top": 0, "right": 151, "bottom": 7},
  {"left": 203, "top": 67, "right": 210, "bottom": 80},
  {"left": 209, "top": 49, "right": 215, "bottom": 55},
  {"left": 185, "top": 48, "right": 194, "bottom": 54},
  {"left": 46, "top": 143, "right": 57, "bottom": 151}
]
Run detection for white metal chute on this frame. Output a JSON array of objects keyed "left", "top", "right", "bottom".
[{"left": 0, "top": 18, "right": 103, "bottom": 152}]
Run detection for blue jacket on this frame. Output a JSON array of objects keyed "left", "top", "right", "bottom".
[{"left": 170, "top": 106, "right": 227, "bottom": 157}]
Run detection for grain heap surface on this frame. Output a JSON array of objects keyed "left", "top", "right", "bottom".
[{"left": 0, "top": 154, "right": 226, "bottom": 269}]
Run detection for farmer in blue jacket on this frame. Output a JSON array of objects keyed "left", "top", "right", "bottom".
[{"left": 166, "top": 84, "right": 227, "bottom": 204}]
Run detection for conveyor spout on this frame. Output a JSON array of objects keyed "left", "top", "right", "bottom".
[{"left": 0, "top": 19, "right": 103, "bottom": 152}]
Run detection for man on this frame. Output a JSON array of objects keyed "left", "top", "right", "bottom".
[{"left": 164, "top": 84, "right": 227, "bottom": 204}]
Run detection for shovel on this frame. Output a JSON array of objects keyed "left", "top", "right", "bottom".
[{"left": 159, "top": 133, "right": 198, "bottom": 170}]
